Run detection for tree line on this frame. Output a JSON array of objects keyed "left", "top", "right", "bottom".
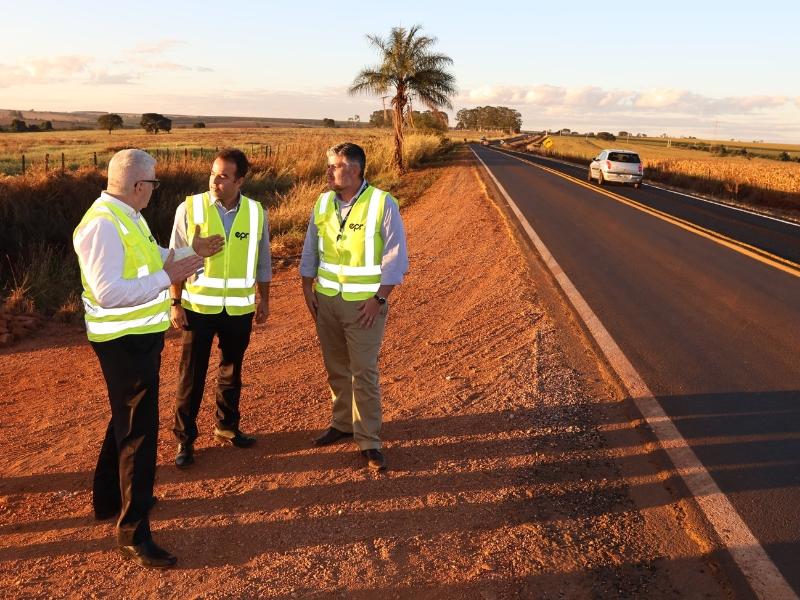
[
  {"left": 455, "top": 106, "right": 522, "bottom": 133},
  {"left": 367, "top": 109, "right": 448, "bottom": 132}
]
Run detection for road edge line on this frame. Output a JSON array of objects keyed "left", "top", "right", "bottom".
[{"left": 471, "top": 146, "right": 798, "bottom": 600}]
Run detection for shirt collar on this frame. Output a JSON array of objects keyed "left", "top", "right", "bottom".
[
  {"left": 336, "top": 179, "right": 368, "bottom": 205},
  {"left": 99, "top": 191, "right": 139, "bottom": 218},
  {"left": 213, "top": 192, "right": 242, "bottom": 212}
]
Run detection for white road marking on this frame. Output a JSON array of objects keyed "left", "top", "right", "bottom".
[{"left": 472, "top": 146, "right": 799, "bottom": 600}]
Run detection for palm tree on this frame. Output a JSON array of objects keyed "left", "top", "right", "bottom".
[{"left": 350, "top": 25, "right": 456, "bottom": 172}]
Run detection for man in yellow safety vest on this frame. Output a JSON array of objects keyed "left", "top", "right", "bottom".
[
  {"left": 169, "top": 148, "right": 271, "bottom": 468},
  {"left": 73, "top": 149, "right": 223, "bottom": 568},
  {"left": 300, "top": 142, "right": 408, "bottom": 471}
]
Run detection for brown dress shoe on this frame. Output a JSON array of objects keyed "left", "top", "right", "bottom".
[
  {"left": 362, "top": 449, "right": 387, "bottom": 471},
  {"left": 313, "top": 427, "right": 353, "bottom": 446}
]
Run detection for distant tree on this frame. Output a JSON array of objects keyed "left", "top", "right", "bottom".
[
  {"left": 9, "top": 119, "right": 27, "bottom": 132},
  {"left": 140, "top": 112, "right": 171, "bottom": 134},
  {"left": 597, "top": 131, "right": 616, "bottom": 141},
  {"left": 39, "top": 120, "right": 54, "bottom": 131},
  {"left": 778, "top": 151, "right": 791, "bottom": 161},
  {"left": 349, "top": 25, "right": 456, "bottom": 171},
  {"left": 9, "top": 110, "right": 23, "bottom": 119},
  {"left": 98, "top": 113, "right": 123, "bottom": 133},
  {"left": 618, "top": 131, "right": 629, "bottom": 138},
  {"left": 407, "top": 109, "right": 448, "bottom": 132},
  {"left": 321, "top": 118, "right": 337, "bottom": 128},
  {"left": 369, "top": 110, "right": 391, "bottom": 127},
  {"left": 455, "top": 106, "right": 521, "bottom": 133},
  {"left": 193, "top": 121, "right": 206, "bottom": 128}
]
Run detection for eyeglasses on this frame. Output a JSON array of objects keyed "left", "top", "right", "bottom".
[{"left": 136, "top": 179, "right": 161, "bottom": 189}]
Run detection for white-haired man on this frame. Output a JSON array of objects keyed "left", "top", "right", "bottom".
[{"left": 73, "top": 149, "right": 223, "bottom": 568}]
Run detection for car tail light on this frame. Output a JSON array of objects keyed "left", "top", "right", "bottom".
[
  {"left": 606, "top": 160, "right": 612, "bottom": 171},
  {"left": 638, "top": 163, "right": 643, "bottom": 174}
]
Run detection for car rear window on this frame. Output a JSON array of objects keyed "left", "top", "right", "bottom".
[{"left": 608, "top": 152, "right": 640, "bottom": 163}]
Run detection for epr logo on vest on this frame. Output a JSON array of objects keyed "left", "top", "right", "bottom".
[
  {"left": 235, "top": 231, "right": 250, "bottom": 240},
  {"left": 348, "top": 223, "right": 365, "bottom": 231}
]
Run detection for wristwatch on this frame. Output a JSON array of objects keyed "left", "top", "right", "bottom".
[
  {"left": 171, "top": 298, "right": 181, "bottom": 306},
  {"left": 373, "top": 294, "right": 387, "bottom": 305}
]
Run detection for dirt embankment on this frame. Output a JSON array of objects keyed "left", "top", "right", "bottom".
[{"left": 0, "top": 150, "right": 731, "bottom": 599}]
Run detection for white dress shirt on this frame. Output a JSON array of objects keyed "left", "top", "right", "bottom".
[{"left": 73, "top": 192, "right": 193, "bottom": 308}]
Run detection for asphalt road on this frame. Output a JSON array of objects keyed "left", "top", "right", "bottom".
[{"left": 472, "top": 144, "right": 800, "bottom": 595}]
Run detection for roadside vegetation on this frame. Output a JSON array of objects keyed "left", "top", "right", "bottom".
[{"left": 0, "top": 128, "right": 449, "bottom": 318}]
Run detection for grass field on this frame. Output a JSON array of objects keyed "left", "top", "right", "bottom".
[
  {"left": 0, "top": 127, "right": 450, "bottom": 316},
  {"left": 0, "top": 127, "right": 392, "bottom": 176}
]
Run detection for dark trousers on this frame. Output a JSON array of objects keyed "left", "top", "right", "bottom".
[
  {"left": 91, "top": 331, "right": 164, "bottom": 546},
  {"left": 173, "top": 309, "right": 254, "bottom": 444}
]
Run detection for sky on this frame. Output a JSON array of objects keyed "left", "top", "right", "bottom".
[{"left": 1, "top": 0, "right": 798, "bottom": 142}]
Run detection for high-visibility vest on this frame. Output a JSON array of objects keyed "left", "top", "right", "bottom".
[
  {"left": 314, "top": 185, "right": 386, "bottom": 301},
  {"left": 182, "top": 192, "right": 263, "bottom": 315},
  {"left": 74, "top": 199, "right": 170, "bottom": 342}
]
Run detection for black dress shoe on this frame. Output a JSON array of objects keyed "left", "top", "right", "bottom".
[
  {"left": 94, "top": 496, "right": 158, "bottom": 521},
  {"left": 361, "top": 449, "right": 387, "bottom": 471},
  {"left": 175, "top": 443, "right": 194, "bottom": 468},
  {"left": 118, "top": 539, "right": 177, "bottom": 569},
  {"left": 313, "top": 427, "right": 354, "bottom": 446},
  {"left": 214, "top": 427, "right": 256, "bottom": 448}
]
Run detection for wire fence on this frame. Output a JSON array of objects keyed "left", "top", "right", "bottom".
[{"left": 7, "top": 144, "right": 281, "bottom": 176}]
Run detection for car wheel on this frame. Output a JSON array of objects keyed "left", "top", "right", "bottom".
[
  {"left": 597, "top": 172, "right": 604, "bottom": 186},
  {"left": 587, "top": 169, "right": 593, "bottom": 182},
  {"left": 633, "top": 182, "right": 641, "bottom": 189}
]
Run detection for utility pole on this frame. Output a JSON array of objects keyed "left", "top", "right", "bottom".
[{"left": 381, "top": 96, "right": 390, "bottom": 123}]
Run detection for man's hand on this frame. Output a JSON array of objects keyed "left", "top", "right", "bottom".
[
  {"left": 191, "top": 224, "right": 224, "bottom": 257},
  {"left": 163, "top": 250, "right": 204, "bottom": 284},
  {"left": 302, "top": 281, "right": 318, "bottom": 321},
  {"left": 356, "top": 297, "right": 381, "bottom": 329},
  {"left": 255, "top": 298, "right": 269, "bottom": 324},
  {"left": 170, "top": 304, "right": 188, "bottom": 330}
]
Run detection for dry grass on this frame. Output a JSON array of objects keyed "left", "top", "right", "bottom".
[{"left": 0, "top": 128, "right": 450, "bottom": 314}]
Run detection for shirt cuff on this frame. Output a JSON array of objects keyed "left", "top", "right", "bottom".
[{"left": 154, "top": 270, "right": 171, "bottom": 290}]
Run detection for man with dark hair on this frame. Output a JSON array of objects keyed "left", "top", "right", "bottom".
[
  {"left": 300, "top": 142, "right": 408, "bottom": 471},
  {"left": 169, "top": 148, "right": 272, "bottom": 468}
]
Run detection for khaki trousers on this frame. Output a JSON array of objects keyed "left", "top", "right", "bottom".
[{"left": 315, "top": 292, "right": 387, "bottom": 450}]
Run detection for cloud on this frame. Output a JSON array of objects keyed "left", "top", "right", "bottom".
[
  {"left": 0, "top": 55, "right": 93, "bottom": 85},
  {"left": 129, "top": 39, "right": 186, "bottom": 55},
  {"left": 87, "top": 71, "right": 138, "bottom": 85},
  {"left": 457, "top": 84, "right": 792, "bottom": 117}
]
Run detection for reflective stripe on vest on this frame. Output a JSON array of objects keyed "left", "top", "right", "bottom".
[
  {"left": 182, "top": 192, "right": 262, "bottom": 315},
  {"left": 74, "top": 200, "right": 170, "bottom": 342},
  {"left": 313, "top": 185, "right": 386, "bottom": 301}
]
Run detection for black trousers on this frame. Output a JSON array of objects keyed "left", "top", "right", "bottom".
[
  {"left": 173, "top": 309, "right": 254, "bottom": 444},
  {"left": 91, "top": 331, "right": 164, "bottom": 546}
]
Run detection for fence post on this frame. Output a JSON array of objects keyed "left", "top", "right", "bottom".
[
  {"left": 45, "top": 153, "right": 49, "bottom": 173},
  {"left": 21, "top": 154, "right": 25, "bottom": 175},
  {"left": 93, "top": 152, "right": 97, "bottom": 168},
  {"left": 61, "top": 152, "right": 65, "bottom": 173},
  {"left": 185, "top": 147, "right": 188, "bottom": 160}
]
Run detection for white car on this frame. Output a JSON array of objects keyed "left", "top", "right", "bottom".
[{"left": 588, "top": 150, "right": 643, "bottom": 188}]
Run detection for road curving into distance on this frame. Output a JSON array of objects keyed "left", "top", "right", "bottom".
[{"left": 471, "top": 143, "right": 800, "bottom": 599}]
